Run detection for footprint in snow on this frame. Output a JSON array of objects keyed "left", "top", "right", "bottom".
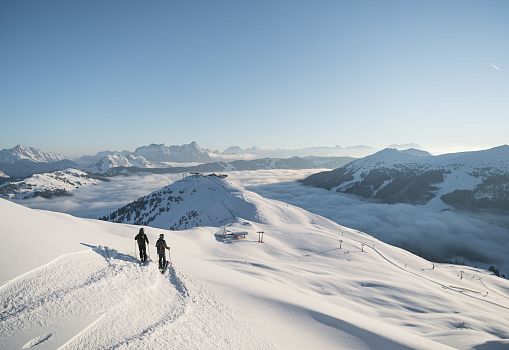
[{"left": 22, "top": 333, "right": 53, "bottom": 349}]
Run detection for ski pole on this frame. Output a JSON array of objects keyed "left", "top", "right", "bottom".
[{"left": 135, "top": 241, "right": 137, "bottom": 259}]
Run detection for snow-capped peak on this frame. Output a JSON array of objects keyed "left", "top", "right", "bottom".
[
  {"left": 86, "top": 152, "right": 158, "bottom": 173},
  {"left": 348, "top": 147, "right": 429, "bottom": 169},
  {"left": 103, "top": 174, "right": 314, "bottom": 230},
  {"left": 0, "top": 144, "right": 65, "bottom": 164}
]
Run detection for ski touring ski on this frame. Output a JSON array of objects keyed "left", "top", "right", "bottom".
[{"left": 160, "top": 261, "right": 169, "bottom": 274}]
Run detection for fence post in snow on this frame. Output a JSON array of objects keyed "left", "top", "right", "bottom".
[
  {"left": 339, "top": 240, "right": 343, "bottom": 249},
  {"left": 257, "top": 231, "right": 264, "bottom": 243}
]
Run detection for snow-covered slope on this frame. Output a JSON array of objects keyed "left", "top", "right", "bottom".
[
  {"left": 0, "top": 144, "right": 64, "bottom": 163},
  {"left": 0, "top": 169, "right": 8, "bottom": 178},
  {"left": 104, "top": 174, "right": 356, "bottom": 230},
  {"left": 134, "top": 141, "right": 212, "bottom": 163},
  {"left": 0, "top": 168, "right": 102, "bottom": 199},
  {"left": 103, "top": 174, "right": 297, "bottom": 230},
  {"left": 2, "top": 186, "right": 509, "bottom": 349},
  {"left": 303, "top": 146, "right": 509, "bottom": 211}
]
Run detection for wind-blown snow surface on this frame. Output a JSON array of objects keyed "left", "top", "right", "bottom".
[{"left": 2, "top": 182, "right": 509, "bottom": 349}]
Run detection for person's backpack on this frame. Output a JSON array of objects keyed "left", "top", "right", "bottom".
[
  {"left": 136, "top": 233, "right": 146, "bottom": 245},
  {"left": 156, "top": 239, "right": 165, "bottom": 254}
]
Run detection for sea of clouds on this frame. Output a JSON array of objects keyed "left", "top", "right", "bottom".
[
  {"left": 17, "top": 174, "right": 184, "bottom": 218},
  {"left": 248, "top": 180, "right": 509, "bottom": 273},
  {"left": 16, "top": 169, "right": 509, "bottom": 273}
]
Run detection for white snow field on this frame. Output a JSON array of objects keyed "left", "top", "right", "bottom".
[{"left": 1, "top": 177, "right": 509, "bottom": 349}]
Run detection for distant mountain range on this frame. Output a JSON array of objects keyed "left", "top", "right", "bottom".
[
  {"left": 219, "top": 144, "right": 377, "bottom": 158},
  {"left": 0, "top": 156, "right": 353, "bottom": 200},
  {"left": 0, "top": 143, "right": 355, "bottom": 199},
  {"left": 76, "top": 142, "right": 213, "bottom": 172},
  {"left": 0, "top": 142, "right": 424, "bottom": 178},
  {"left": 3, "top": 141, "right": 509, "bottom": 214},
  {"left": 302, "top": 146, "right": 509, "bottom": 211},
  {"left": 82, "top": 152, "right": 162, "bottom": 173},
  {"left": 0, "top": 142, "right": 216, "bottom": 177}
]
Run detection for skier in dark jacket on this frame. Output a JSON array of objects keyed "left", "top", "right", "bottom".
[
  {"left": 134, "top": 228, "right": 149, "bottom": 262},
  {"left": 156, "top": 234, "right": 170, "bottom": 269}
]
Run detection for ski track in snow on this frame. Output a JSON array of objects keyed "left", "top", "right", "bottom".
[
  {"left": 0, "top": 246, "right": 274, "bottom": 350},
  {"left": 22, "top": 333, "right": 53, "bottom": 348}
]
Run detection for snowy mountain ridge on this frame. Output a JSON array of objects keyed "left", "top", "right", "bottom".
[
  {"left": 303, "top": 146, "right": 509, "bottom": 210},
  {"left": 0, "top": 144, "right": 64, "bottom": 163},
  {"left": 0, "top": 145, "right": 78, "bottom": 178},
  {"left": 76, "top": 142, "right": 214, "bottom": 172},
  {"left": 134, "top": 141, "right": 212, "bottom": 163},
  {"left": 102, "top": 174, "right": 285, "bottom": 230},
  {"left": 86, "top": 152, "right": 162, "bottom": 173}
]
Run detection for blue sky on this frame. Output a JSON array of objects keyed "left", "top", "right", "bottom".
[{"left": 1, "top": 0, "right": 508, "bottom": 156}]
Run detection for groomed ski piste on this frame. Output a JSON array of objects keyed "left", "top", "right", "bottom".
[{"left": 1, "top": 175, "right": 509, "bottom": 349}]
